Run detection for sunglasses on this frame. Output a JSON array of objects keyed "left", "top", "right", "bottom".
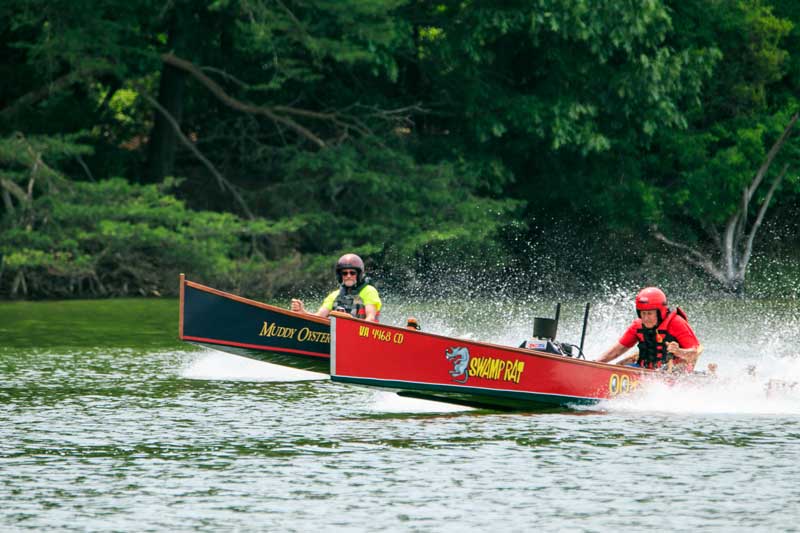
[{"left": 340, "top": 269, "right": 358, "bottom": 277}]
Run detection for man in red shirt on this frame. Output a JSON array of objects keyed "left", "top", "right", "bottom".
[{"left": 594, "top": 287, "right": 702, "bottom": 372}]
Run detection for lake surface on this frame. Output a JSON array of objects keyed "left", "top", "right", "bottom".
[{"left": 2, "top": 294, "right": 799, "bottom": 531}]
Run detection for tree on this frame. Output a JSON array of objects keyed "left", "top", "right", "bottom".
[
  {"left": 3, "top": 0, "right": 800, "bottom": 299},
  {"left": 0, "top": 132, "right": 281, "bottom": 298},
  {"left": 644, "top": 0, "right": 799, "bottom": 294},
  {"left": 1, "top": 0, "right": 525, "bottom": 297},
  {"left": 401, "top": 1, "right": 718, "bottom": 203},
  {"left": 654, "top": 112, "right": 798, "bottom": 293}
]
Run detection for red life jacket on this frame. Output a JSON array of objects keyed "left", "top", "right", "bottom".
[{"left": 634, "top": 308, "right": 688, "bottom": 370}]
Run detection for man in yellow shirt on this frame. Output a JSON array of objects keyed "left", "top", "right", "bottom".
[{"left": 291, "top": 253, "right": 381, "bottom": 322}]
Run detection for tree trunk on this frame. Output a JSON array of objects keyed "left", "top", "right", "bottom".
[{"left": 146, "top": 7, "right": 189, "bottom": 183}]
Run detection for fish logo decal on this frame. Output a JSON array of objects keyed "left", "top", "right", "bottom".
[{"left": 445, "top": 346, "right": 470, "bottom": 384}]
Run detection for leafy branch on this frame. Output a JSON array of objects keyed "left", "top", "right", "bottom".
[{"left": 654, "top": 112, "right": 798, "bottom": 293}]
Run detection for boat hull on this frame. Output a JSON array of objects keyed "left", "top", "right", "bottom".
[
  {"left": 179, "top": 275, "right": 331, "bottom": 373},
  {"left": 330, "top": 314, "right": 667, "bottom": 410}
]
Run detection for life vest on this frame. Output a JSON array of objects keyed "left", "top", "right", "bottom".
[
  {"left": 333, "top": 282, "right": 379, "bottom": 321},
  {"left": 635, "top": 308, "right": 688, "bottom": 370}
]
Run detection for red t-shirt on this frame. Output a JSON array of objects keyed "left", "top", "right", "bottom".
[{"left": 618, "top": 315, "right": 699, "bottom": 349}]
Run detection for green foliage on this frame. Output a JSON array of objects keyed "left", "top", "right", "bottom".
[
  {"left": 273, "top": 143, "right": 521, "bottom": 251},
  {"left": 0, "top": 174, "right": 273, "bottom": 298},
  {"left": 211, "top": 0, "right": 410, "bottom": 93},
  {"left": 2, "top": 0, "right": 800, "bottom": 299},
  {"left": 413, "top": 0, "right": 717, "bottom": 152},
  {"left": 540, "top": 0, "right": 800, "bottom": 244},
  {"left": 5, "top": 0, "right": 157, "bottom": 79},
  {"left": 642, "top": 1, "right": 799, "bottom": 240},
  {"left": 0, "top": 134, "right": 271, "bottom": 297}
]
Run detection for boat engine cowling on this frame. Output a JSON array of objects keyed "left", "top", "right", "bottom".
[
  {"left": 523, "top": 317, "right": 563, "bottom": 354},
  {"left": 520, "top": 304, "right": 589, "bottom": 359},
  {"left": 533, "top": 317, "right": 557, "bottom": 340},
  {"left": 523, "top": 337, "right": 564, "bottom": 355}
]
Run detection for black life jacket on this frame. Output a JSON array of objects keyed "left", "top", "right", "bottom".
[
  {"left": 333, "top": 281, "right": 379, "bottom": 320},
  {"left": 635, "top": 308, "right": 687, "bottom": 370}
]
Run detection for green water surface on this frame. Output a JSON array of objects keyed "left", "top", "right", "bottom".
[
  {"left": 0, "top": 298, "right": 182, "bottom": 350},
  {"left": 2, "top": 297, "right": 799, "bottom": 532}
]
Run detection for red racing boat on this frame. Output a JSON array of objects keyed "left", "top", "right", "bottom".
[
  {"left": 179, "top": 275, "right": 331, "bottom": 372},
  {"left": 330, "top": 313, "right": 699, "bottom": 410}
]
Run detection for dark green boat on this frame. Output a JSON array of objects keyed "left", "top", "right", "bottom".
[{"left": 179, "top": 275, "right": 331, "bottom": 373}]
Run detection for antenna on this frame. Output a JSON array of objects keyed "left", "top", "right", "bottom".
[
  {"left": 553, "top": 303, "right": 560, "bottom": 339},
  {"left": 578, "top": 303, "right": 590, "bottom": 356}
]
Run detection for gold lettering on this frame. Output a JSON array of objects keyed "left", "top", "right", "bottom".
[
  {"left": 609, "top": 374, "right": 620, "bottom": 395},
  {"left": 259, "top": 321, "right": 275, "bottom": 337},
  {"left": 297, "top": 327, "right": 309, "bottom": 342},
  {"left": 479, "top": 358, "right": 491, "bottom": 379},
  {"left": 372, "top": 328, "right": 392, "bottom": 342},
  {"left": 475, "top": 358, "right": 483, "bottom": 378},
  {"left": 296, "top": 327, "right": 330, "bottom": 344},
  {"left": 468, "top": 358, "right": 479, "bottom": 377},
  {"left": 489, "top": 359, "right": 504, "bottom": 380},
  {"left": 503, "top": 361, "right": 515, "bottom": 382},
  {"left": 507, "top": 361, "right": 524, "bottom": 384},
  {"left": 258, "top": 322, "right": 298, "bottom": 339},
  {"left": 467, "top": 356, "right": 525, "bottom": 383},
  {"left": 471, "top": 358, "right": 482, "bottom": 378}
]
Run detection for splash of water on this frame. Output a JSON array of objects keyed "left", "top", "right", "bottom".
[
  {"left": 181, "top": 350, "right": 326, "bottom": 382},
  {"left": 181, "top": 350, "right": 472, "bottom": 413},
  {"left": 366, "top": 391, "right": 473, "bottom": 413},
  {"left": 592, "top": 361, "right": 800, "bottom": 415}
]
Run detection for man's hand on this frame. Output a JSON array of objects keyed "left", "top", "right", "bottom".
[
  {"left": 666, "top": 341, "right": 681, "bottom": 356},
  {"left": 290, "top": 299, "right": 306, "bottom": 313},
  {"left": 667, "top": 342, "right": 702, "bottom": 367}
]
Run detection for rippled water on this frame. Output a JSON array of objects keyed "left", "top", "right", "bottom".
[{"left": 2, "top": 296, "right": 800, "bottom": 531}]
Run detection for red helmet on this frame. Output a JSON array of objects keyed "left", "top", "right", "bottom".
[
  {"left": 336, "top": 253, "right": 365, "bottom": 283},
  {"left": 635, "top": 287, "right": 668, "bottom": 322}
]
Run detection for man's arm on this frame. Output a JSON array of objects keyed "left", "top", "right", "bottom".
[
  {"left": 291, "top": 298, "right": 330, "bottom": 318},
  {"left": 615, "top": 352, "right": 639, "bottom": 365},
  {"left": 666, "top": 318, "right": 703, "bottom": 368},
  {"left": 312, "top": 290, "right": 339, "bottom": 318},
  {"left": 595, "top": 343, "right": 629, "bottom": 363},
  {"left": 364, "top": 304, "right": 378, "bottom": 322},
  {"left": 666, "top": 342, "right": 703, "bottom": 366}
]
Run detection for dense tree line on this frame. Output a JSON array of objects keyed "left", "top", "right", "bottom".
[{"left": 1, "top": 0, "right": 799, "bottom": 300}]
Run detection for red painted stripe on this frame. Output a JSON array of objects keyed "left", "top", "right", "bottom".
[{"left": 183, "top": 335, "right": 329, "bottom": 359}]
